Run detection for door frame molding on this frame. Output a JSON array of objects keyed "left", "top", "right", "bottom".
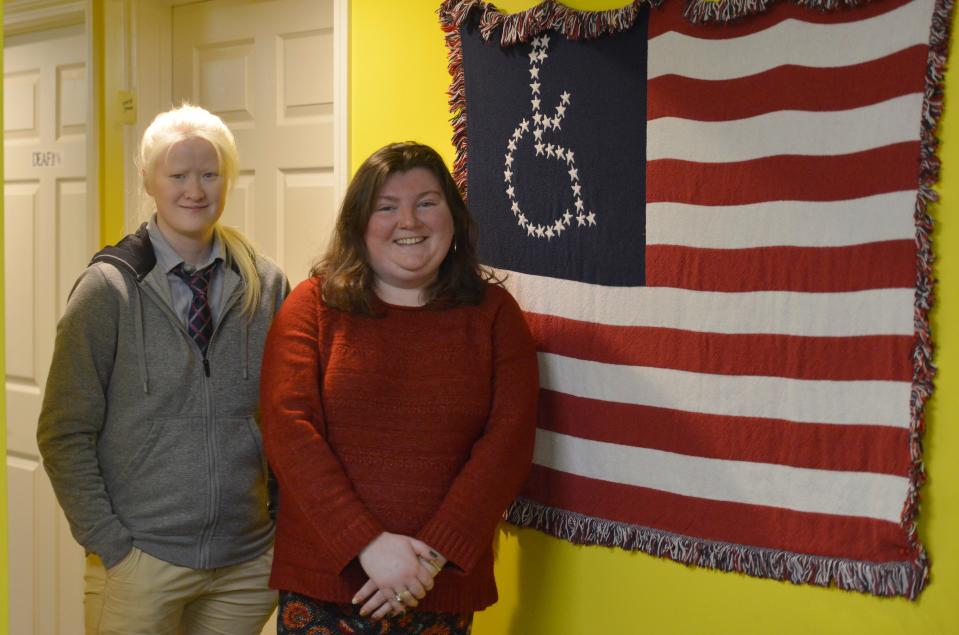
[
  {"left": 121, "top": 0, "right": 350, "bottom": 234},
  {"left": 3, "top": 0, "right": 101, "bottom": 250}
]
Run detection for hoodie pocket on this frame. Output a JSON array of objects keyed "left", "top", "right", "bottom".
[
  {"left": 212, "top": 416, "right": 271, "bottom": 536},
  {"left": 108, "top": 416, "right": 208, "bottom": 537}
]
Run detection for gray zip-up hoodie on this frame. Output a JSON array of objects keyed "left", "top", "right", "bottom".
[{"left": 37, "top": 224, "right": 289, "bottom": 570}]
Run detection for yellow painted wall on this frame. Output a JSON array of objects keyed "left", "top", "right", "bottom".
[{"left": 350, "top": 1, "right": 959, "bottom": 633}]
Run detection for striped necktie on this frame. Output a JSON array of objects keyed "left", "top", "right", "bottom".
[{"left": 172, "top": 262, "right": 217, "bottom": 355}]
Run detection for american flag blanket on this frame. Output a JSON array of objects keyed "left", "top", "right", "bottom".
[{"left": 439, "top": 0, "right": 952, "bottom": 599}]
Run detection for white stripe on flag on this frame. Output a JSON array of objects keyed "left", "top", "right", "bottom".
[
  {"left": 647, "top": 0, "right": 934, "bottom": 80},
  {"left": 537, "top": 352, "right": 911, "bottom": 427},
  {"left": 497, "top": 270, "right": 914, "bottom": 336},
  {"left": 533, "top": 429, "right": 910, "bottom": 522},
  {"left": 646, "top": 94, "right": 924, "bottom": 162},
  {"left": 645, "top": 192, "right": 917, "bottom": 248}
]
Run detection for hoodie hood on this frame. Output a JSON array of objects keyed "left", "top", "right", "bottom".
[{"left": 90, "top": 223, "right": 156, "bottom": 281}]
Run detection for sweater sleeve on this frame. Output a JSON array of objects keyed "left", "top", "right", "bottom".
[
  {"left": 416, "top": 289, "right": 539, "bottom": 574},
  {"left": 36, "top": 266, "right": 134, "bottom": 569},
  {"left": 260, "top": 279, "right": 385, "bottom": 572}
]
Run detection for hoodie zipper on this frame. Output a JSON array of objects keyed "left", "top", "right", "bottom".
[{"left": 194, "top": 288, "right": 244, "bottom": 568}]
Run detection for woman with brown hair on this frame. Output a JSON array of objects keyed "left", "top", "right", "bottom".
[{"left": 260, "top": 142, "right": 539, "bottom": 634}]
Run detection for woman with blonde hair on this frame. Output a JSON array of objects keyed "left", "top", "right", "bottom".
[{"left": 38, "top": 103, "right": 288, "bottom": 634}]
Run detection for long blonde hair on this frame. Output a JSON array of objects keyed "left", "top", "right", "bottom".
[{"left": 137, "top": 104, "right": 260, "bottom": 317}]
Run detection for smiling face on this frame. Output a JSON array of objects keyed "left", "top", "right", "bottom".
[
  {"left": 145, "top": 136, "right": 224, "bottom": 245},
  {"left": 364, "top": 167, "right": 455, "bottom": 305}
]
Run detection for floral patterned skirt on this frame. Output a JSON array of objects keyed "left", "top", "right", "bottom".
[{"left": 278, "top": 590, "right": 473, "bottom": 635}]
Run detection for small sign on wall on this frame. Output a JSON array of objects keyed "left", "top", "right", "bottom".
[{"left": 32, "top": 151, "right": 62, "bottom": 168}]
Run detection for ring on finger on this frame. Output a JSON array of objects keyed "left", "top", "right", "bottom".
[{"left": 398, "top": 589, "right": 415, "bottom": 603}]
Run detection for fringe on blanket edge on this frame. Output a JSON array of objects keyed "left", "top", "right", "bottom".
[
  {"left": 506, "top": 498, "right": 927, "bottom": 599},
  {"left": 439, "top": 0, "right": 922, "bottom": 28},
  {"left": 683, "top": 0, "right": 885, "bottom": 24},
  {"left": 440, "top": 0, "right": 952, "bottom": 599},
  {"left": 904, "top": 0, "right": 954, "bottom": 591}
]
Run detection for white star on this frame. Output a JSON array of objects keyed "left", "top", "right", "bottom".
[
  {"left": 553, "top": 219, "right": 565, "bottom": 235},
  {"left": 530, "top": 81, "right": 541, "bottom": 94},
  {"left": 568, "top": 167, "right": 579, "bottom": 180},
  {"left": 541, "top": 34, "right": 550, "bottom": 47},
  {"left": 530, "top": 67, "right": 540, "bottom": 79},
  {"left": 518, "top": 213, "right": 527, "bottom": 226},
  {"left": 587, "top": 212, "right": 597, "bottom": 226},
  {"left": 572, "top": 183, "right": 581, "bottom": 196},
  {"left": 546, "top": 144, "right": 555, "bottom": 158},
  {"left": 560, "top": 91, "right": 571, "bottom": 104},
  {"left": 512, "top": 127, "right": 522, "bottom": 139},
  {"left": 566, "top": 150, "right": 575, "bottom": 164},
  {"left": 520, "top": 118, "right": 530, "bottom": 132},
  {"left": 504, "top": 168, "right": 512, "bottom": 182},
  {"left": 511, "top": 201, "right": 520, "bottom": 213},
  {"left": 574, "top": 199, "right": 584, "bottom": 211},
  {"left": 562, "top": 210, "right": 573, "bottom": 225},
  {"left": 505, "top": 154, "right": 514, "bottom": 166},
  {"left": 531, "top": 97, "right": 541, "bottom": 110},
  {"left": 507, "top": 139, "right": 517, "bottom": 152},
  {"left": 529, "top": 50, "right": 538, "bottom": 62},
  {"left": 506, "top": 185, "right": 515, "bottom": 198},
  {"left": 537, "top": 50, "right": 548, "bottom": 62},
  {"left": 552, "top": 117, "right": 562, "bottom": 131},
  {"left": 527, "top": 223, "right": 537, "bottom": 237},
  {"left": 533, "top": 113, "right": 543, "bottom": 125},
  {"left": 545, "top": 227, "right": 555, "bottom": 240},
  {"left": 536, "top": 225, "right": 545, "bottom": 238},
  {"left": 556, "top": 105, "right": 566, "bottom": 117},
  {"left": 576, "top": 213, "right": 586, "bottom": 226},
  {"left": 534, "top": 141, "right": 545, "bottom": 156},
  {"left": 533, "top": 128, "right": 544, "bottom": 140},
  {"left": 555, "top": 147, "right": 566, "bottom": 161}
]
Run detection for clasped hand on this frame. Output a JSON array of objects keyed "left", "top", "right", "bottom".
[{"left": 353, "top": 532, "right": 447, "bottom": 620}]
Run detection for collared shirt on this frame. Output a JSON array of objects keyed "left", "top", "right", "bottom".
[{"left": 147, "top": 216, "right": 226, "bottom": 328}]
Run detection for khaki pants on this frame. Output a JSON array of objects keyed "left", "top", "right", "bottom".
[{"left": 84, "top": 547, "right": 277, "bottom": 635}]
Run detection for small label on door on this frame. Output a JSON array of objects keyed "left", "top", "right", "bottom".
[{"left": 31, "top": 151, "right": 62, "bottom": 168}]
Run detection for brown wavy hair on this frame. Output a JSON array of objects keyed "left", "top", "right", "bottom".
[{"left": 313, "top": 142, "right": 495, "bottom": 314}]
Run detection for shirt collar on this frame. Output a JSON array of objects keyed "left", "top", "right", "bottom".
[{"left": 147, "top": 214, "right": 223, "bottom": 273}]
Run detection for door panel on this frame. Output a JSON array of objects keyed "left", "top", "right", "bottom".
[{"left": 4, "top": 23, "right": 91, "bottom": 635}]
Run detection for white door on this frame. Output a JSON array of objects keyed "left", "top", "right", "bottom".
[
  {"left": 172, "top": 0, "right": 340, "bottom": 285},
  {"left": 4, "top": 22, "right": 94, "bottom": 635}
]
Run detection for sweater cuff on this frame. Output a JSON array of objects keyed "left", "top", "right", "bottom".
[
  {"left": 87, "top": 521, "right": 134, "bottom": 569},
  {"left": 326, "top": 513, "right": 385, "bottom": 573},
  {"left": 416, "top": 519, "right": 485, "bottom": 575}
]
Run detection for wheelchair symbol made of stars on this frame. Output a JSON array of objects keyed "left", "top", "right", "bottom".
[{"left": 503, "top": 33, "right": 597, "bottom": 241}]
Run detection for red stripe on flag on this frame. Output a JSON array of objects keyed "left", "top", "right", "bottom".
[
  {"left": 538, "top": 390, "right": 912, "bottom": 475},
  {"left": 646, "top": 142, "right": 921, "bottom": 204},
  {"left": 521, "top": 465, "right": 913, "bottom": 562},
  {"left": 647, "top": 0, "right": 914, "bottom": 39},
  {"left": 524, "top": 313, "right": 913, "bottom": 381},
  {"left": 648, "top": 47, "right": 927, "bottom": 122},
  {"left": 645, "top": 240, "right": 916, "bottom": 292}
]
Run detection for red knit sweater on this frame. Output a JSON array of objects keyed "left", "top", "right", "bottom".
[{"left": 260, "top": 278, "right": 539, "bottom": 613}]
